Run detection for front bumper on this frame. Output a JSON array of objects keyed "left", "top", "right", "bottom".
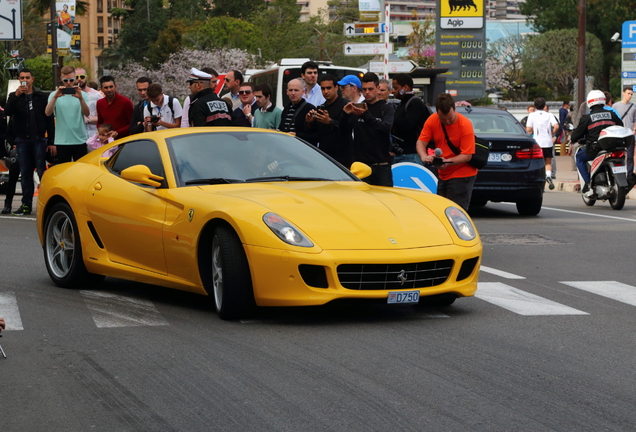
[{"left": 245, "top": 243, "right": 482, "bottom": 306}]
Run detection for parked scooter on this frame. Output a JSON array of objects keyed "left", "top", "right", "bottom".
[{"left": 577, "top": 126, "right": 635, "bottom": 210}]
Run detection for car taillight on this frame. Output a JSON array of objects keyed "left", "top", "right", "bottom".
[
  {"left": 611, "top": 150, "right": 625, "bottom": 158},
  {"left": 516, "top": 143, "right": 544, "bottom": 159}
]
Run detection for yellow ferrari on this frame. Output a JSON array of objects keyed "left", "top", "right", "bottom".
[{"left": 37, "top": 128, "right": 481, "bottom": 319}]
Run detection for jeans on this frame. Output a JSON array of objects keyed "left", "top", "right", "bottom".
[
  {"left": 576, "top": 149, "right": 595, "bottom": 184},
  {"left": 393, "top": 153, "right": 423, "bottom": 166},
  {"left": 15, "top": 137, "right": 47, "bottom": 207}
]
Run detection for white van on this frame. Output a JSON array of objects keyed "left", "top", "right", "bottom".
[{"left": 249, "top": 58, "right": 367, "bottom": 109}]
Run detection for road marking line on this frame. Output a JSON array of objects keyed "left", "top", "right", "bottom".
[
  {"left": 476, "top": 282, "right": 588, "bottom": 316},
  {"left": 501, "top": 202, "right": 636, "bottom": 222},
  {"left": 80, "top": 290, "right": 169, "bottom": 328},
  {"left": 561, "top": 281, "right": 636, "bottom": 306},
  {"left": 480, "top": 266, "right": 526, "bottom": 279},
  {"left": 0, "top": 291, "right": 24, "bottom": 330}
]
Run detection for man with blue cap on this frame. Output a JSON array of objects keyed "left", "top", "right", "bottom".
[{"left": 338, "top": 75, "right": 364, "bottom": 103}]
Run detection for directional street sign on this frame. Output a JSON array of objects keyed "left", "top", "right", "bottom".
[
  {"left": 344, "top": 43, "right": 394, "bottom": 56},
  {"left": 369, "top": 60, "right": 418, "bottom": 74},
  {"left": 344, "top": 22, "right": 392, "bottom": 36}
]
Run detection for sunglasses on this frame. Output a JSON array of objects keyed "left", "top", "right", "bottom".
[
  {"left": 76, "top": 75, "right": 86, "bottom": 79},
  {"left": 62, "top": 78, "right": 75, "bottom": 83},
  {"left": 238, "top": 90, "right": 252, "bottom": 95}
]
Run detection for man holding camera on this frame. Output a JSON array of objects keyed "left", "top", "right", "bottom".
[
  {"left": 340, "top": 72, "right": 394, "bottom": 186},
  {"left": 45, "top": 66, "right": 90, "bottom": 164},
  {"left": 5, "top": 68, "right": 55, "bottom": 215},
  {"left": 305, "top": 74, "right": 350, "bottom": 166},
  {"left": 142, "top": 83, "right": 182, "bottom": 131}
]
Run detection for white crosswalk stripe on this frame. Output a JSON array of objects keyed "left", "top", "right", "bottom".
[
  {"left": 80, "top": 290, "right": 169, "bottom": 328},
  {"left": 476, "top": 282, "right": 589, "bottom": 316},
  {"left": 0, "top": 291, "right": 24, "bottom": 330},
  {"left": 560, "top": 281, "right": 636, "bottom": 306}
]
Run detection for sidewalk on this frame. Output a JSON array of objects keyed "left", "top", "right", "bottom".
[{"left": 552, "top": 155, "right": 636, "bottom": 199}]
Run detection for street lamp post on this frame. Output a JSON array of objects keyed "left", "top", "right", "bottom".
[
  {"left": 577, "top": 0, "right": 586, "bottom": 108},
  {"left": 50, "top": 0, "right": 58, "bottom": 86}
]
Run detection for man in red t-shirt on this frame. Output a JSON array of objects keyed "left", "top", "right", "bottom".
[
  {"left": 416, "top": 93, "right": 477, "bottom": 210},
  {"left": 96, "top": 75, "right": 134, "bottom": 139}
]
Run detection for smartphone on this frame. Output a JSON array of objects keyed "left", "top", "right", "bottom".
[
  {"left": 353, "top": 102, "right": 366, "bottom": 109},
  {"left": 21, "top": 81, "right": 27, "bottom": 87},
  {"left": 62, "top": 87, "right": 76, "bottom": 95}
]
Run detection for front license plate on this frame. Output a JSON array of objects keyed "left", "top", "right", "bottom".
[
  {"left": 387, "top": 290, "right": 420, "bottom": 304},
  {"left": 613, "top": 165, "right": 627, "bottom": 174},
  {"left": 488, "top": 152, "right": 504, "bottom": 162}
]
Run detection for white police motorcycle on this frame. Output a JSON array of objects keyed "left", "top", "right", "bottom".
[{"left": 577, "top": 126, "right": 635, "bottom": 210}]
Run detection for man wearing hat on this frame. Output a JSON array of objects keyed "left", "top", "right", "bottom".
[
  {"left": 187, "top": 68, "right": 233, "bottom": 127},
  {"left": 338, "top": 75, "right": 364, "bottom": 103}
]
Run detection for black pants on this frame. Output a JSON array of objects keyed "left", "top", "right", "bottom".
[
  {"left": 437, "top": 175, "right": 476, "bottom": 211},
  {"left": 363, "top": 164, "right": 393, "bottom": 187},
  {"left": 3, "top": 162, "right": 20, "bottom": 206},
  {"left": 56, "top": 144, "right": 88, "bottom": 164}
]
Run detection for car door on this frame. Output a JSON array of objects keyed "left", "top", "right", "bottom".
[{"left": 86, "top": 139, "right": 169, "bottom": 275}]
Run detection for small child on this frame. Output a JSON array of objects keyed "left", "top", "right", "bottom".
[{"left": 87, "top": 123, "right": 116, "bottom": 157}]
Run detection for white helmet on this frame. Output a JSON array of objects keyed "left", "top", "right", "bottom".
[{"left": 587, "top": 90, "right": 606, "bottom": 108}]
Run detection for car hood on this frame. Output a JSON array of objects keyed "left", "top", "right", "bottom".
[{"left": 205, "top": 182, "right": 455, "bottom": 250}]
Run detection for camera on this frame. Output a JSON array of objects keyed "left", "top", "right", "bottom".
[
  {"left": 611, "top": 32, "right": 620, "bottom": 42},
  {"left": 390, "top": 143, "right": 404, "bottom": 156},
  {"left": 151, "top": 115, "right": 160, "bottom": 123},
  {"left": 2, "top": 148, "right": 18, "bottom": 168}
]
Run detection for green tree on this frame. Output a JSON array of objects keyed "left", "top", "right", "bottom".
[
  {"left": 211, "top": 0, "right": 266, "bottom": 18},
  {"left": 11, "top": 0, "right": 48, "bottom": 59},
  {"left": 521, "top": 29, "right": 603, "bottom": 98},
  {"left": 487, "top": 35, "right": 528, "bottom": 100},
  {"left": 248, "top": 0, "right": 312, "bottom": 61},
  {"left": 145, "top": 19, "right": 199, "bottom": 67},
  {"left": 24, "top": 55, "right": 55, "bottom": 90},
  {"left": 406, "top": 11, "right": 435, "bottom": 68},
  {"left": 520, "top": 0, "right": 636, "bottom": 90},
  {"left": 183, "top": 16, "right": 261, "bottom": 53}
]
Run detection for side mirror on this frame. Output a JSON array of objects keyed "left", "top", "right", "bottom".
[
  {"left": 120, "top": 164, "right": 164, "bottom": 187},
  {"left": 349, "top": 162, "right": 372, "bottom": 179}
]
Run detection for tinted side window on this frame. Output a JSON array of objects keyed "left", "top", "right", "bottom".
[{"left": 108, "top": 139, "right": 165, "bottom": 179}]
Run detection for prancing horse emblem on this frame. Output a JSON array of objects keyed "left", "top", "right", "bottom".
[
  {"left": 397, "top": 269, "right": 407, "bottom": 285},
  {"left": 187, "top": 209, "right": 194, "bottom": 222}
]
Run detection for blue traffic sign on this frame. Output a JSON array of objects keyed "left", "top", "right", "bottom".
[
  {"left": 622, "top": 21, "right": 636, "bottom": 48},
  {"left": 391, "top": 163, "right": 438, "bottom": 193}
]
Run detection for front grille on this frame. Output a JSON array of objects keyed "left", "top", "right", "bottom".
[{"left": 337, "top": 260, "right": 454, "bottom": 290}]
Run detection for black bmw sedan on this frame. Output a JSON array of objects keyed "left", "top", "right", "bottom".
[{"left": 460, "top": 106, "right": 546, "bottom": 216}]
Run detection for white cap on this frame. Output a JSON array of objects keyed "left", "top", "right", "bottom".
[{"left": 187, "top": 67, "right": 212, "bottom": 81}]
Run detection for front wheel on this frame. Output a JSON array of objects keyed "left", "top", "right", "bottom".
[
  {"left": 516, "top": 197, "right": 543, "bottom": 216},
  {"left": 582, "top": 192, "right": 596, "bottom": 206},
  {"left": 610, "top": 184, "right": 627, "bottom": 210},
  {"left": 43, "top": 202, "right": 104, "bottom": 287},
  {"left": 211, "top": 226, "right": 255, "bottom": 320}
]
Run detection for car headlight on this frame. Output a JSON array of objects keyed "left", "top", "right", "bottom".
[
  {"left": 263, "top": 213, "right": 314, "bottom": 247},
  {"left": 445, "top": 207, "right": 477, "bottom": 241}
]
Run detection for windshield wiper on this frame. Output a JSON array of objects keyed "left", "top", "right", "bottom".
[
  {"left": 245, "top": 176, "right": 331, "bottom": 183},
  {"left": 185, "top": 178, "right": 244, "bottom": 185}
]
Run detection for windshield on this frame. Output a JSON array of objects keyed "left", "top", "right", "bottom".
[
  {"left": 467, "top": 112, "right": 526, "bottom": 135},
  {"left": 167, "top": 131, "right": 357, "bottom": 186}
]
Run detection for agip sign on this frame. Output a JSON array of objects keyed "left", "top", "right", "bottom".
[{"left": 435, "top": 0, "right": 486, "bottom": 100}]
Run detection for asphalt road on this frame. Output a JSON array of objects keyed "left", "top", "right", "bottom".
[{"left": 2, "top": 191, "right": 636, "bottom": 431}]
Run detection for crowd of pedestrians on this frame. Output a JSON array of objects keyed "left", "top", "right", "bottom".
[{"left": 1, "top": 61, "right": 479, "bottom": 214}]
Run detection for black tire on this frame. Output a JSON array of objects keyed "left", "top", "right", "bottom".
[
  {"left": 582, "top": 193, "right": 596, "bottom": 207},
  {"left": 43, "top": 202, "right": 104, "bottom": 288},
  {"left": 211, "top": 226, "right": 255, "bottom": 320},
  {"left": 610, "top": 184, "right": 627, "bottom": 210},
  {"left": 423, "top": 293, "right": 457, "bottom": 307},
  {"left": 516, "top": 197, "right": 543, "bottom": 216}
]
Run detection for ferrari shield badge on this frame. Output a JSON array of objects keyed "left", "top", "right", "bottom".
[{"left": 187, "top": 209, "right": 195, "bottom": 222}]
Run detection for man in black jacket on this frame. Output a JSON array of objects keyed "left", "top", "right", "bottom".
[
  {"left": 305, "top": 74, "right": 350, "bottom": 166},
  {"left": 572, "top": 90, "right": 623, "bottom": 194},
  {"left": 232, "top": 82, "right": 258, "bottom": 127},
  {"left": 341, "top": 72, "right": 394, "bottom": 186},
  {"left": 129, "top": 77, "right": 152, "bottom": 135},
  {"left": 187, "top": 68, "right": 233, "bottom": 127},
  {"left": 391, "top": 73, "right": 430, "bottom": 165},
  {"left": 279, "top": 78, "right": 316, "bottom": 144},
  {"left": 4, "top": 68, "right": 55, "bottom": 215}
]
